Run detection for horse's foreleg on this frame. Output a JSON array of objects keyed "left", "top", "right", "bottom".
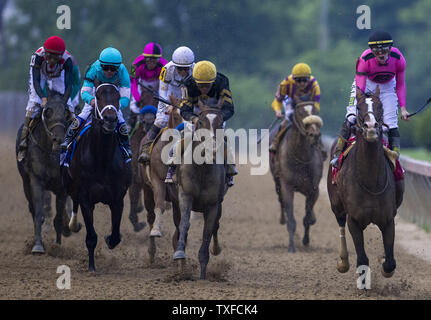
[
  {"left": 210, "top": 205, "right": 222, "bottom": 256},
  {"left": 53, "top": 194, "right": 70, "bottom": 245},
  {"left": 128, "top": 180, "right": 145, "bottom": 232},
  {"left": 380, "top": 218, "right": 396, "bottom": 278},
  {"left": 150, "top": 181, "right": 166, "bottom": 237},
  {"left": 275, "top": 178, "right": 285, "bottom": 225},
  {"left": 43, "top": 191, "right": 52, "bottom": 219},
  {"left": 81, "top": 202, "right": 97, "bottom": 272},
  {"left": 347, "top": 215, "right": 368, "bottom": 269},
  {"left": 105, "top": 200, "right": 124, "bottom": 250},
  {"left": 280, "top": 182, "right": 295, "bottom": 253},
  {"left": 68, "top": 199, "right": 82, "bottom": 233},
  {"left": 336, "top": 214, "right": 350, "bottom": 273},
  {"left": 172, "top": 200, "right": 182, "bottom": 252},
  {"left": 174, "top": 192, "right": 192, "bottom": 264},
  {"left": 303, "top": 189, "right": 318, "bottom": 246},
  {"left": 29, "top": 177, "right": 45, "bottom": 254},
  {"left": 199, "top": 205, "right": 219, "bottom": 280}
]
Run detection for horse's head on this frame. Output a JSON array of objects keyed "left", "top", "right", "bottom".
[
  {"left": 94, "top": 83, "right": 120, "bottom": 133},
  {"left": 43, "top": 90, "right": 68, "bottom": 151},
  {"left": 195, "top": 106, "right": 225, "bottom": 159},
  {"left": 292, "top": 94, "right": 323, "bottom": 146},
  {"left": 356, "top": 86, "right": 383, "bottom": 142}
]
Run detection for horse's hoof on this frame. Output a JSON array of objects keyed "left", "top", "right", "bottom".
[
  {"left": 62, "top": 227, "right": 72, "bottom": 238},
  {"left": 133, "top": 222, "right": 146, "bottom": 233},
  {"left": 72, "top": 223, "right": 83, "bottom": 233},
  {"left": 69, "top": 215, "right": 80, "bottom": 233},
  {"left": 210, "top": 245, "right": 222, "bottom": 256},
  {"left": 88, "top": 266, "right": 96, "bottom": 273},
  {"left": 302, "top": 236, "right": 310, "bottom": 246},
  {"left": 279, "top": 215, "right": 286, "bottom": 225},
  {"left": 381, "top": 264, "right": 395, "bottom": 278},
  {"left": 150, "top": 229, "right": 162, "bottom": 238},
  {"left": 32, "top": 244, "right": 45, "bottom": 254},
  {"left": 136, "top": 205, "right": 144, "bottom": 213},
  {"left": 105, "top": 235, "right": 121, "bottom": 250},
  {"left": 288, "top": 246, "right": 296, "bottom": 253},
  {"left": 173, "top": 250, "right": 186, "bottom": 260},
  {"left": 337, "top": 261, "right": 350, "bottom": 273}
]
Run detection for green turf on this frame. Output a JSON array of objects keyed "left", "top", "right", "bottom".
[{"left": 402, "top": 148, "right": 431, "bottom": 163}]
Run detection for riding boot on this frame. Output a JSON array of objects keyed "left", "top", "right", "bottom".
[
  {"left": 118, "top": 123, "right": 132, "bottom": 160},
  {"left": 17, "top": 116, "right": 32, "bottom": 162},
  {"left": 269, "top": 120, "right": 290, "bottom": 153},
  {"left": 60, "top": 116, "right": 83, "bottom": 165},
  {"left": 330, "top": 120, "right": 352, "bottom": 169},
  {"left": 138, "top": 124, "right": 161, "bottom": 164},
  {"left": 388, "top": 128, "right": 401, "bottom": 159}
]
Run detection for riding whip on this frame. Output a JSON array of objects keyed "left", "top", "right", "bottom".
[{"left": 407, "top": 97, "right": 431, "bottom": 118}]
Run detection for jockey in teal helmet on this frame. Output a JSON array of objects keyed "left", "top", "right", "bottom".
[{"left": 60, "top": 47, "right": 132, "bottom": 165}]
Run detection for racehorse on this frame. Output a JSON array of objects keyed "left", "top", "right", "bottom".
[
  {"left": 327, "top": 87, "right": 404, "bottom": 280},
  {"left": 63, "top": 83, "right": 132, "bottom": 272},
  {"left": 139, "top": 106, "right": 183, "bottom": 263},
  {"left": 128, "top": 105, "right": 156, "bottom": 232},
  {"left": 270, "top": 89, "right": 324, "bottom": 253},
  {"left": 16, "top": 91, "right": 75, "bottom": 253},
  {"left": 173, "top": 107, "right": 228, "bottom": 280}
]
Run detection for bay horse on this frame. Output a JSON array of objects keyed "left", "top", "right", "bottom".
[
  {"left": 173, "top": 107, "right": 228, "bottom": 280},
  {"left": 139, "top": 106, "right": 183, "bottom": 263},
  {"left": 327, "top": 87, "right": 404, "bottom": 281},
  {"left": 63, "top": 83, "right": 132, "bottom": 272},
  {"left": 16, "top": 91, "right": 75, "bottom": 253},
  {"left": 270, "top": 90, "right": 324, "bottom": 253},
  {"left": 128, "top": 105, "right": 156, "bottom": 232}
]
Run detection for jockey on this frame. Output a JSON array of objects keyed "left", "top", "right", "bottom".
[
  {"left": 330, "top": 31, "right": 409, "bottom": 168},
  {"left": 60, "top": 47, "right": 132, "bottom": 161},
  {"left": 17, "top": 36, "right": 76, "bottom": 162},
  {"left": 128, "top": 42, "right": 168, "bottom": 131},
  {"left": 138, "top": 46, "right": 195, "bottom": 164},
  {"left": 166, "top": 60, "right": 238, "bottom": 186},
  {"left": 269, "top": 62, "right": 322, "bottom": 153}
]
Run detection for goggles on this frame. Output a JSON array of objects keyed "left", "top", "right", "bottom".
[
  {"left": 294, "top": 77, "right": 310, "bottom": 83},
  {"left": 101, "top": 64, "right": 119, "bottom": 72},
  {"left": 370, "top": 45, "right": 391, "bottom": 55},
  {"left": 45, "top": 52, "right": 62, "bottom": 63}
]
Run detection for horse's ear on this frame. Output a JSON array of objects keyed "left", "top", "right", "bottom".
[
  {"left": 356, "top": 86, "right": 364, "bottom": 100},
  {"left": 374, "top": 85, "right": 380, "bottom": 97}
]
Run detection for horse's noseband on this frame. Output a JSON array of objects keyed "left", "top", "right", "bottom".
[{"left": 42, "top": 106, "right": 66, "bottom": 138}]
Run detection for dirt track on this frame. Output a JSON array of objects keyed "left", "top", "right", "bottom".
[{"left": 1, "top": 134, "right": 431, "bottom": 300}]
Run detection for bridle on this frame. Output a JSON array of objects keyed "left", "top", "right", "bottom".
[
  {"left": 93, "top": 83, "right": 120, "bottom": 119},
  {"left": 41, "top": 104, "right": 66, "bottom": 138},
  {"left": 355, "top": 95, "right": 384, "bottom": 136}
]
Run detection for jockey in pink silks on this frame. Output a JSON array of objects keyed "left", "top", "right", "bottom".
[
  {"left": 128, "top": 42, "right": 168, "bottom": 130},
  {"left": 331, "top": 31, "right": 410, "bottom": 168}
]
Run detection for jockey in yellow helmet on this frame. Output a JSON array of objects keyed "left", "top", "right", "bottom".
[{"left": 269, "top": 63, "right": 323, "bottom": 154}]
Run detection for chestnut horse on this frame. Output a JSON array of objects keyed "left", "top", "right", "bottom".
[{"left": 327, "top": 87, "right": 404, "bottom": 282}]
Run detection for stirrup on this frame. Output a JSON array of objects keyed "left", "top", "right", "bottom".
[
  {"left": 17, "top": 149, "right": 26, "bottom": 162},
  {"left": 227, "top": 176, "right": 234, "bottom": 187}
]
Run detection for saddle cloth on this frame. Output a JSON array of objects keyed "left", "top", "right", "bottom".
[{"left": 331, "top": 136, "right": 405, "bottom": 185}]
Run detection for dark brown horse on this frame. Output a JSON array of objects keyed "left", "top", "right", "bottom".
[
  {"left": 63, "top": 83, "right": 132, "bottom": 272},
  {"left": 128, "top": 106, "right": 156, "bottom": 232},
  {"left": 270, "top": 90, "right": 324, "bottom": 253},
  {"left": 173, "top": 108, "right": 228, "bottom": 280},
  {"left": 327, "top": 87, "right": 404, "bottom": 281},
  {"left": 16, "top": 91, "right": 74, "bottom": 253},
  {"left": 139, "top": 106, "right": 183, "bottom": 263}
]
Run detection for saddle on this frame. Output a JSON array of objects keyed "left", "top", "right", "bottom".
[
  {"left": 63, "top": 121, "right": 92, "bottom": 168},
  {"left": 331, "top": 137, "right": 404, "bottom": 185}
]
